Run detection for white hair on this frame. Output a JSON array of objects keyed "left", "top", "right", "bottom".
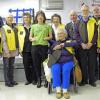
[
  {"left": 69, "top": 10, "right": 77, "bottom": 16},
  {"left": 5, "top": 12, "right": 13, "bottom": 18}
]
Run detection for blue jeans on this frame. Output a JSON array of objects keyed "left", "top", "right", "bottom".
[
  {"left": 52, "top": 61, "right": 74, "bottom": 89},
  {"left": 3, "top": 57, "right": 15, "bottom": 85}
]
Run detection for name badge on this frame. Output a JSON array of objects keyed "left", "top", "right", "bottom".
[
  {"left": 7, "top": 29, "right": 11, "bottom": 34},
  {"left": 20, "top": 31, "right": 23, "bottom": 35}
]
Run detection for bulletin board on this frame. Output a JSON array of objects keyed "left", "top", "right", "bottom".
[{"left": 9, "top": 8, "right": 34, "bottom": 24}]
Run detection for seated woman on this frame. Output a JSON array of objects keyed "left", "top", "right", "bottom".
[{"left": 50, "top": 28, "right": 78, "bottom": 99}]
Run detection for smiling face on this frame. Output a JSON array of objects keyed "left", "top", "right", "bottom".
[
  {"left": 23, "top": 14, "right": 31, "bottom": 25},
  {"left": 70, "top": 11, "right": 77, "bottom": 22},
  {"left": 81, "top": 5, "right": 89, "bottom": 18},
  {"left": 57, "top": 28, "right": 67, "bottom": 41},
  {"left": 92, "top": 6, "right": 100, "bottom": 17},
  {"left": 52, "top": 16, "right": 60, "bottom": 26},
  {"left": 6, "top": 14, "right": 13, "bottom": 25},
  {"left": 37, "top": 14, "right": 44, "bottom": 24},
  {"left": 35, "top": 11, "right": 46, "bottom": 24}
]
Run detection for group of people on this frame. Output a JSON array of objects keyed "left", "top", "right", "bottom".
[{"left": 0, "top": 4, "right": 100, "bottom": 99}]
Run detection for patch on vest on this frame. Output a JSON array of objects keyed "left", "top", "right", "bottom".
[
  {"left": 20, "top": 31, "right": 23, "bottom": 35},
  {"left": 7, "top": 29, "right": 11, "bottom": 34}
]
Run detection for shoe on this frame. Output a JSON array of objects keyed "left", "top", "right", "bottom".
[
  {"left": 79, "top": 83, "right": 85, "bottom": 86},
  {"left": 79, "top": 81, "right": 88, "bottom": 86},
  {"left": 56, "top": 92, "right": 62, "bottom": 99},
  {"left": 5, "top": 83, "right": 14, "bottom": 87},
  {"left": 90, "top": 83, "right": 96, "bottom": 87},
  {"left": 32, "top": 81, "right": 37, "bottom": 85},
  {"left": 44, "top": 80, "right": 48, "bottom": 88},
  {"left": 37, "top": 80, "right": 41, "bottom": 88},
  {"left": 11, "top": 81, "right": 18, "bottom": 85},
  {"left": 25, "top": 82, "right": 31, "bottom": 85},
  {"left": 37, "top": 82, "right": 41, "bottom": 88},
  {"left": 63, "top": 92, "right": 70, "bottom": 99}
]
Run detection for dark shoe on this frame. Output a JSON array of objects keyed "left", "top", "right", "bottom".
[
  {"left": 90, "top": 83, "right": 96, "bottom": 87},
  {"left": 32, "top": 81, "right": 37, "bottom": 85},
  {"left": 5, "top": 83, "right": 14, "bottom": 87},
  {"left": 25, "top": 82, "right": 31, "bottom": 85},
  {"left": 44, "top": 80, "right": 48, "bottom": 88},
  {"left": 79, "top": 83, "right": 85, "bottom": 86},
  {"left": 37, "top": 81, "right": 41, "bottom": 88},
  {"left": 79, "top": 81, "right": 88, "bottom": 86},
  {"left": 12, "top": 81, "right": 18, "bottom": 85}
]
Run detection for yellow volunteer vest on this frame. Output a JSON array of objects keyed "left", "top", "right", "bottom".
[
  {"left": 3, "top": 25, "right": 16, "bottom": 51},
  {"left": 87, "top": 18, "right": 96, "bottom": 43},
  {"left": 58, "top": 24, "right": 65, "bottom": 29},
  {"left": 65, "top": 40, "right": 74, "bottom": 54},
  {"left": 97, "top": 20, "right": 100, "bottom": 48},
  {"left": 17, "top": 25, "right": 26, "bottom": 52}
]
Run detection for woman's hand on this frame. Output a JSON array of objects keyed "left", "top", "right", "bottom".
[
  {"left": 60, "top": 43, "right": 64, "bottom": 48},
  {"left": 44, "top": 37, "right": 49, "bottom": 41},
  {"left": 30, "top": 37, "right": 37, "bottom": 42},
  {"left": 53, "top": 45, "right": 62, "bottom": 50}
]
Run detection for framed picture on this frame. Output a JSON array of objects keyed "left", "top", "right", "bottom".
[
  {"left": 92, "top": 0, "right": 100, "bottom": 6},
  {"left": 93, "top": 0, "right": 100, "bottom": 3}
]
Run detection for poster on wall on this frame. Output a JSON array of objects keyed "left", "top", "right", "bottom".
[{"left": 92, "top": 0, "right": 100, "bottom": 6}]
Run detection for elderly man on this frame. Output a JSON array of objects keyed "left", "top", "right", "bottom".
[
  {"left": 78, "top": 5, "right": 98, "bottom": 87},
  {"left": 65, "top": 10, "right": 81, "bottom": 42},
  {"left": 0, "top": 16, "right": 4, "bottom": 55},
  {"left": 65, "top": 10, "right": 81, "bottom": 68},
  {"left": 92, "top": 6, "right": 100, "bottom": 80},
  {"left": 1, "top": 13, "right": 19, "bottom": 87}
]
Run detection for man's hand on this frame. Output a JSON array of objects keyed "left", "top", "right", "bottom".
[
  {"left": 97, "top": 48, "right": 100, "bottom": 53},
  {"left": 86, "top": 43, "right": 93, "bottom": 49},
  {"left": 81, "top": 43, "right": 87, "bottom": 49},
  {"left": 6, "top": 53, "right": 10, "bottom": 58}
]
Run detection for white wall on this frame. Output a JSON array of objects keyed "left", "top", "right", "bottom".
[
  {"left": 0, "top": 0, "right": 94, "bottom": 23},
  {"left": 0, "top": 0, "right": 39, "bottom": 17},
  {"left": 41, "top": 0, "right": 93, "bottom": 24}
]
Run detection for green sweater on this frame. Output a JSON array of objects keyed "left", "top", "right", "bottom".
[{"left": 30, "top": 23, "right": 52, "bottom": 46}]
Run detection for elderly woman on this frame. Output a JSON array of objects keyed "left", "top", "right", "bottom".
[
  {"left": 50, "top": 28, "right": 77, "bottom": 99},
  {"left": 50, "top": 14, "right": 65, "bottom": 45}
]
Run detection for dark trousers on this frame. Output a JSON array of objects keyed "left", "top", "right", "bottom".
[
  {"left": 95, "top": 52, "right": 99, "bottom": 79},
  {"left": 31, "top": 45, "right": 48, "bottom": 82},
  {"left": 3, "top": 57, "right": 15, "bottom": 85},
  {"left": 98, "top": 53, "right": 100, "bottom": 79},
  {"left": 79, "top": 45, "right": 97, "bottom": 84},
  {"left": 23, "top": 52, "right": 37, "bottom": 83}
]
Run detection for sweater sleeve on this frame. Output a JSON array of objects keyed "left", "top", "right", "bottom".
[
  {"left": 64, "top": 40, "right": 78, "bottom": 47},
  {"left": 1, "top": 27, "right": 9, "bottom": 54}
]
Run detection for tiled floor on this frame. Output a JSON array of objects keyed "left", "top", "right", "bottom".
[{"left": 0, "top": 81, "right": 100, "bottom": 100}]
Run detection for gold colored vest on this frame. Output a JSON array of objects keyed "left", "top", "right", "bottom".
[{"left": 3, "top": 25, "right": 16, "bottom": 51}]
